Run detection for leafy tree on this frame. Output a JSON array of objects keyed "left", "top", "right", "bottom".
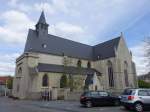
[
  {"left": 60, "top": 74, "right": 68, "bottom": 88},
  {"left": 138, "top": 80, "right": 150, "bottom": 88},
  {"left": 7, "top": 79, "right": 13, "bottom": 89},
  {"left": 6, "top": 76, "right": 13, "bottom": 89}
]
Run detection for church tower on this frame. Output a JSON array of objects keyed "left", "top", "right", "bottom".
[{"left": 35, "top": 11, "right": 49, "bottom": 37}]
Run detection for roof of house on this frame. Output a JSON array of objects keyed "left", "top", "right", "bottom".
[
  {"left": 36, "top": 63, "right": 101, "bottom": 75},
  {"left": 138, "top": 73, "right": 150, "bottom": 80},
  {"left": 0, "top": 76, "right": 12, "bottom": 85},
  {"left": 24, "top": 11, "right": 121, "bottom": 61}
]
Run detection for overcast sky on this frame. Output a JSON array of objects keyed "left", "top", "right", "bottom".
[{"left": 0, "top": 0, "right": 150, "bottom": 76}]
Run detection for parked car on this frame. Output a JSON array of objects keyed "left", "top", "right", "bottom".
[
  {"left": 80, "top": 91, "right": 120, "bottom": 107},
  {"left": 121, "top": 88, "right": 150, "bottom": 112}
]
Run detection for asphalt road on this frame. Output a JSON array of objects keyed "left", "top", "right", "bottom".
[{"left": 0, "top": 97, "right": 133, "bottom": 112}]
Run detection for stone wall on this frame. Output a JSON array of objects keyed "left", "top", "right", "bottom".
[
  {"left": 38, "top": 53, "right": 94, "bottom": 68},
  {"left": 92, "top": 37, "right": 137, "bottom": 92},
  {"left": 67, "top": 91, "right": 83, "bottom": 101},
  {"left": 13, "top": 53, "right": 32, "bottom": 99}
]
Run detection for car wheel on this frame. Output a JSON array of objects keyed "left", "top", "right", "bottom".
[
  {"left": 134, "top": 103, "right": 143, "bottom": 112},
  {"left": 86, "top": 101, "right": 92, "bottom": 108},
  {"left": 114, "top": 100, "right": 120, "bottom": 106},
  {"left": 124, "top": 106, "right": 130, "bottom": 110}
]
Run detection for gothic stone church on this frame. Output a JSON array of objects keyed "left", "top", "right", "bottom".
[{"left": 12, "top": 11, "right": 138, "bottom": 99}]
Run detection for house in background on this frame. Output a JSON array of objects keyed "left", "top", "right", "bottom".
[
  {"left": 138, "top": 72, "right": 150, "bottom": 83},
  {"left": 0, "top": 76, "right": 12, "bottom": 96},
  {"left": 12, "top": 11, "right": 138, "bottom": 100}
]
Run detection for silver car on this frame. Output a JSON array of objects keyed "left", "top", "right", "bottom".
[{"left": 121, "top": 88, "right": 150, "bottom": 112}]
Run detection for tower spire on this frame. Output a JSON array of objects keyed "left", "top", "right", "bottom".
[
  {"left": 36, "top": 11, "right": 49, "bottom": 36},
  {"left": 37, "top": 11, "right": 47, "bottom": 24}
]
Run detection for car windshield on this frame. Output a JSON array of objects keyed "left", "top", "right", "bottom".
[
  {"left": 122, "top": 89, "right": 136, "bottom": 95},
  {"left": 81, "top": 92, "right": 90, "bottom": 96},
  {"left": 99, "top": 92, "right": 109, "bottom": 96}
]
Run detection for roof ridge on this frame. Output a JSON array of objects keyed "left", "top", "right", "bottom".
[
  {"left": 29, "top": 29, "right": 121, "bottom": 47},
  {"left": 48, "top": 33, "right": 92, "bottom": 47},
  {"left": 94, "top": 36, "right": 121, "bottom": 47}
]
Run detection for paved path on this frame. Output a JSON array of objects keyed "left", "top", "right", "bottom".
[
  {"left": 0, "top": 97, "right": 63, "bottom": 112},
  {"left": 0, "top": 97, "right": 132, "bottom": 112}
]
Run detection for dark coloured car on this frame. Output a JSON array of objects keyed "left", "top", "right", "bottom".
[{"left": 80, "top": 91, "right": 120, "bottom": 107}]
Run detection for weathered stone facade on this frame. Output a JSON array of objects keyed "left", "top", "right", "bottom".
[{"left": 12, "top": 12, "right": 138, "bottom": 100}]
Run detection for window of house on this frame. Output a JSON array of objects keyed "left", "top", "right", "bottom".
[
  {"left": 87, "top": 61, "right": 91, "bottom": 68},
  {"left": 42, "top": 74, "right": 49, "bottom": 87},
  {"left": 124, "top": 61, "right": 129, "bottom": 87},
  {"left": 77, "top": 60, "right": 82, "bottom": 67},
  {"left": 107, "top": 61, "right": 114, "bottom": 87}
]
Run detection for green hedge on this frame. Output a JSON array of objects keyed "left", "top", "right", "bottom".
[{"left": 138, "top": 80, "right": 150, "bottom": 88}]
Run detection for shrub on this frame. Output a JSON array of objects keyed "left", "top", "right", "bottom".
[
  {"left": 60, "top": 74, "right": 68, "bottom": 88},
  {"left": 138, "top": 80, "right": 150, "bottom": 88}
]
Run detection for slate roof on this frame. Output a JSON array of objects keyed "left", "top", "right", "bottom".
[
  {"left": 93, "top": 37, "right": 120, "bottom": 60},
  {"left": 24, "top": 29, "right": 121, "bottom": 60},
  {"left": 24, "top": 11, "right": 121, "bottom": 61},
  {"left": 37, "top": 63, "right": 101, "bottom": 75},
  {"left": 24, "top": 29, "right": 94, "bottom": 60}
]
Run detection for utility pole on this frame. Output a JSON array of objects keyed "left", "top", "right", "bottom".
[{"left": 5, "top": 79, "right": 7, "bottom": 97}]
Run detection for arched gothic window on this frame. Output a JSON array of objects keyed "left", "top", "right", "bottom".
[
  {"left": 124, "top": 61, "right": 129, "bottom": 87},
  {"left": 107, "top": 61, "right": 114, "bottom": 87},
  {"left": 77, "top": 60, "right": 82, "bottom": 67},
  {"left": 87, "top": 61, "right": 91, "bottom": 68},
  {"left": 18, "top": 67, "right": 22, "bottom": 74},
  {"left": 42, "top": 74, "right": 49, "bottom": 87}
]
